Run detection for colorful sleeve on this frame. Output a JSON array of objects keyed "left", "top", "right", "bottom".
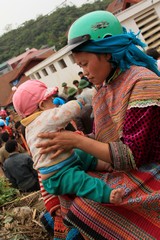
[{"left": 109, "top": 106, "right": 160, "bottom": 170}]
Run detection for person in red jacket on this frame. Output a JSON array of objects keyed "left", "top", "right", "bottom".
[{"left": 0, "top": 119, "right": 13, "bottom": 137}]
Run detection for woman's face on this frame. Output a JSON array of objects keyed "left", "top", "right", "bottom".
[{"left": 73, "top": 52, "right": 112, "bottom": 85}]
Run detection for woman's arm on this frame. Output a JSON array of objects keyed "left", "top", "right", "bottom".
[{"left": 37, "top": 131, "right": 111, "bottom": 163}]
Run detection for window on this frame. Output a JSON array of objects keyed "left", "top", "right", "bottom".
[
  {"left": 35, "top": 72, "right": 41, "bottom": 79},
  {"left": 30, "top": 74, "right": 36, "bottom": 79},
  {"left": 49, "top": 64, "right": 57, "bottom": 73},
  {"left": 135, "top": 8, "right": 160, "bottom": 51},
  {"left": 69, "top": 54, "right": 75, "bottom": 64},
  {"left": 58, "top": 59, "right": 67, "bottom": 69},
  {"left": 42, "top": 68, "right": 48, "bottom": 76}
]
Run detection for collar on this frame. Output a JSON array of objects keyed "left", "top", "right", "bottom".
[
  {"left": 9, "top": 152, "right": 19, "bottom": 156},
  {"left": 21, "top": 111, "right": 42, "bottom": 127},
  {"left": 105, "top": 67, "right": 122, "bottom": 85}
]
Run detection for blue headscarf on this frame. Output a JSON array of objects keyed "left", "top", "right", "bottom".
[{"left": 74, "top": 28, "right": 160, "bottom": 77}]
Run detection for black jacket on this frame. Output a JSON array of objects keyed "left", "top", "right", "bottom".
[{"left": 3, "top": 152, "right": 38, "bottom": 191}]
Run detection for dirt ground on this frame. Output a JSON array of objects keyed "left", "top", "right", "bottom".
[{"left": 0, "top": 176, "right": 53, "bottom": 240}]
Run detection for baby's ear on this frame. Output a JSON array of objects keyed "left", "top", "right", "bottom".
[{"left": 38, "top": 101, "right": 45, "bottom": 110}]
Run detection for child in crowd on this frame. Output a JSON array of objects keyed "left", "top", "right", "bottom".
[{"left": 13, "top": 79, "right": 124, "bottom": 204}]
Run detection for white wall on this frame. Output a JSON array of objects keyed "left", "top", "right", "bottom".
[{"left": 25, "top": 47, "right": 82, "bottom": 92}]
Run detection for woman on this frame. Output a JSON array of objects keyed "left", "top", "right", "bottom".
[{"left": 37, "top": 11, "right": 160, "bottom": 239}]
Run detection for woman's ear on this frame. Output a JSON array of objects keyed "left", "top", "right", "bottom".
[{"left": 38, "top": 101, "right": 45, "bottom": 110}]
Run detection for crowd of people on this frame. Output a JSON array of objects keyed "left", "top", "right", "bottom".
[
  {"left": 0, "top": 109, "right": 40, "bottom": 192},
  {"left": 0, "top": 10, "right": 160, "bottom": 240}
]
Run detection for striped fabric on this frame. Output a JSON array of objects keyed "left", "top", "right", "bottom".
[
  {"left": 39, "top": 173, "right": 71, "bottom": 239},
  {"left": 61, "top": 166, "right": 160, "bottom": 239},
  {"left": 38, "top": 173, "right": 60, "bottom": 215},
  {"left": 93, "top": 66, "right": 160, "bottom": 143},
  {"left": 59, "top": 66, "right": 160, "bottom": 239}
]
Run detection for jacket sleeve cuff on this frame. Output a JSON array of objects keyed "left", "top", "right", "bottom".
[{"left": 109, "top": 141, "right": 137, "bottom": 171}]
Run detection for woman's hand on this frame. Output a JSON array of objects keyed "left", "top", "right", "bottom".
[
  {"left": 36, "top": 130, "right": 111, "bottom": 164},
  {"left": 36, "top": 131, "right": 82, "bottom": 158}
]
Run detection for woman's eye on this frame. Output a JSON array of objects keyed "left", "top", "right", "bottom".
[{"left": 81, "top": 63, "right": 87, "bottom": 67}]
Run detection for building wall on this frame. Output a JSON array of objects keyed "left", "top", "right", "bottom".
[
  {"left": 0, "top": 64, "right": 12, "bottom": 76},
  {"left": 25, "top": 48, "right": 82, "bottom": 92},
  {"left": 116, "top": 0, "right": 160, "bottom": 50},
  {"left": 25, "top": 0, "right": 160, "bottom": 90}
]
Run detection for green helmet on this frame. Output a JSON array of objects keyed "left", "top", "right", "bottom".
[
  {"left": 67, "top": 87, "right": 77, "bottom": 97},
  {"left": 78, "top": 80, "right": 89, "bottom": 89},
  {"left": 68, "top": 10, "right": 123, "bottom": 49}
]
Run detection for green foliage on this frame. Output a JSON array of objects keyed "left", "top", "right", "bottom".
[
  {"left": 0, "top": 0, "right": 112, "bottom": 63},
  {"left": 0, "top": 177, "right": 19, "bottom": 206}
]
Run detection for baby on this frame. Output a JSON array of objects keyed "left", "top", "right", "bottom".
[{"left": 13, "top": 79, "right": 124, "bottom": 204}]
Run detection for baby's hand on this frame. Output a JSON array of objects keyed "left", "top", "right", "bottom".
[
  {"left": 96, "top": 159, "right": 113, "bottom": 172},
  {"left": 105, "top": 163, "right": 113, "bottom": 172}
]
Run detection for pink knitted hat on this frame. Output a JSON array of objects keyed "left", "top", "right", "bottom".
[{"left": 12, "top": 80, "right": 58, "bottom": 117}]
